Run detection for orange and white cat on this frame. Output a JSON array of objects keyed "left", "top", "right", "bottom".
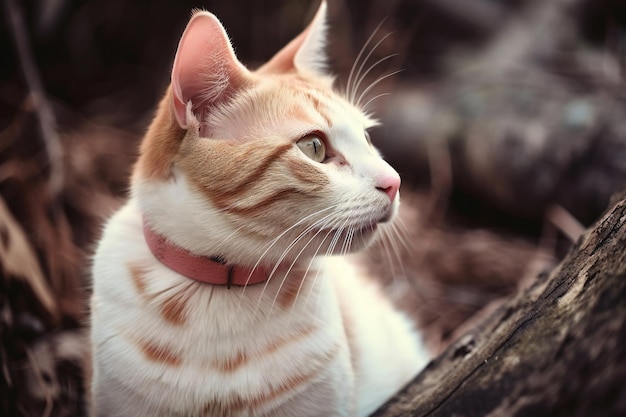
[{"left": 90, "top": 2, "right": 429, "bottom": 416}]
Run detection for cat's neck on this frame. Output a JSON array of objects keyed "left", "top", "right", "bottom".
[
  {"left": 133, "top": 170, "right": 319, "bottom": 269},
  {"left": 142, "top": 218, "right": 270, "bottom": 287},
  {"left": 110, "top": 200, "right": 332, "bottom": 326}
]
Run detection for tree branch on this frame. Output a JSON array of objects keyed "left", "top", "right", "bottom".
[
  {"left": 3, "top": 0, "right": 64, "bottom": 197},
  {"left": 374, "top": 192, "right": 626, "bottom": 416}
]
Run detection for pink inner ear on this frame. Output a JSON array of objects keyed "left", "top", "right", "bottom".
[
  {"left": 171, "top": 12, "right": 249, "bottom": 129},
  {"left": 257, "top": 27, "right": 311, "bottom": 75},
  {"left": 257, "top": 1, "right": 328, "bottom": 76}
]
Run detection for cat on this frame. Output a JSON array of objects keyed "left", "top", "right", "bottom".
[{"left": 89, "top": 2, "right": 430, "bottom": 416}]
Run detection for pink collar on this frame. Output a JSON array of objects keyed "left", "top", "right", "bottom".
[{"left": 142, "top": 218, "right": 269, "bottom": 287}]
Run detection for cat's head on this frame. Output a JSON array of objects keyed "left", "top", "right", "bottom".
[{"left": 133, "top": 1, "right": 402, "bottom": 267}]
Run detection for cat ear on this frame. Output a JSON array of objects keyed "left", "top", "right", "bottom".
[
  {"left": 258, "top": 1, "right": 328, "bottom": 76},
  {"left": 171, "top": 11, "right": 250, "bottom": 129}
]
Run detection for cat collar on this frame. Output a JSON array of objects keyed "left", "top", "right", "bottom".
[{"left": 142, "top": 218, "right": 269, "bottom": 287}]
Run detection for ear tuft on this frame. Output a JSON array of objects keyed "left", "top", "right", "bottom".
[
  {"left": 294, "top": 1, "right": 328, "bottom": 75},
  {"left": 171, "top": 11, "right": 250, "bottom": 130},
  {"left": 257, "top": 1, "right": 329, "bottom": 76}
]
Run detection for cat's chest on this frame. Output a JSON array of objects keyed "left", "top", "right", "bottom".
[{"left": 91, "top": 201, "right": 356, "bottom": 414}]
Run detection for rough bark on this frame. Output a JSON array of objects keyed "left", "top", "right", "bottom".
[{"left": 374, "top": 192, "right": 626, "bottom": 417}]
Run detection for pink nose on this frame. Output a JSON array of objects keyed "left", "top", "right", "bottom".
[{"left": 376, "top": 173, "right": 400, "bottom": 201}]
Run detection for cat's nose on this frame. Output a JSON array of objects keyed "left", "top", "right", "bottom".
[{"left": 376, "top": 173, "right": 400, "bottom": 201}]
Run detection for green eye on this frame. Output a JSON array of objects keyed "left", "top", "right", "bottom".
[{"left": 297, "top": 134, "right": 326, "bottom": 163}]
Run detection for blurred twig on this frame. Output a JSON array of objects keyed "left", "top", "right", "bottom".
[
  {"left": 0, "top": 197, "right": 59, "bottom": 320},
  {"left": 25, "top": 348, "right": 53, "bottom": 417},
  {"left": 3, "top": 0, "right": 64, "bottom": 197},
  {"left": 546, "top": 204, "right": 585, "bottom": 242}
]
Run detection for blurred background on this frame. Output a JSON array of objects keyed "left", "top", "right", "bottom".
[{"left": 1, "top": 0, "right": 625, "bottom": 415}]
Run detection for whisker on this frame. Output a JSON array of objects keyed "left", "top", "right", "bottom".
[
  {"left": 384, "top": 224, "right": 407, "bottom": 283},
  {"left": 239, "top": 205, "right": 338, "bottom": 291},
  {"left": 379, "top": 226, "right": 398, "bottom": 279},
  {"left": 251, "top": 208, "right": 340, "bottom": 317},
  {"left": 356, "top": 69, "right": 404, "bottom": 109},
  {"left": 288, "top": 217, "right": 343, "bottom": 321},
  {"left": 309, "top": 219, "right": 348, "bottom": 313},
  {"left": 386, "top": 223, "right": 405, "bottom": 265},
  {"left": 339, "top": 223, "right": 353, "bottom": 256},
  {"left": 304, "top": 225, "right": 343, "bottom": 308},
  {"left": 235, "top": 205, "right": 338, "bottom": 314},
  {"left": 362, "top": 92, "right": 391, "bottom": 113},
  {"left": 351, "top": 45, "right": 397, "bottom": 105},
  {"left": 269, "top": 214, "right": 342, "bottom": 315},
  {"left": 347, "top": 19, "right": 387, "bottom": 103},
  {"left": 347, "top": 226, "right": 356, "bottom": 255},
  {"left": 394, "top": 216, "right": 415, "bottom": 254}
]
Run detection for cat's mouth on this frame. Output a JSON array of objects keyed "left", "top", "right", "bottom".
[
  {"left": 306, "top": 219, "right": 381, "bottom": 255},
  {"left": 355, "top": 222, "right": 378, "bottom": 235},
  {"left": 316, "top": 221, "right": 378, "bottom": 238},
  {"left": 348, "top": 218, "right": 383, "bottom": 237},
  {"left": 311, "top": 207, "right": 393, "bottom": 242},
  {"left": 338, "top": 210, "right": 393, "bottom": 235},
  {"left": 378, "top": 208, "right": 393, "bottom": 224}
]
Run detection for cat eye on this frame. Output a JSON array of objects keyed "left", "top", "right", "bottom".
[{"left": 297, "top": 134, "right": 326, "bottom": 163}]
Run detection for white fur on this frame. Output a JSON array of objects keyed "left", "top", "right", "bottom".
[
  {"left": 294, "top": 2, "right": 329, "bottom": 75},
  {"left": 91, "top": 198, "right": 428, "bottom": 416}
]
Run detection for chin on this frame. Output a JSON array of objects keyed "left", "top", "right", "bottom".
[
  {"left": 334, "top": 224, "right": 380, "bottom": 254},
  {"left": 285, "top": 224, "right": 376, "bottom": 260}
]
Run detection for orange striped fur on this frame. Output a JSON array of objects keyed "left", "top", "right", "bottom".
[
  {"left": 90, "top": 2, "right": 429, "bottom": 416},
  {"left": 137, "top": 339, "right": 182, "bottom": 367}
]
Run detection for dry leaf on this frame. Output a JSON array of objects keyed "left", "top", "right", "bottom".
[{"left": 0, "top": 196, "right": 59, "bottom": 320}]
